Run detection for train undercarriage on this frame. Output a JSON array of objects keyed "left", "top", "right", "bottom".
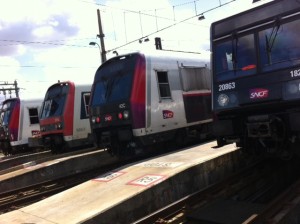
[
  {"left": 216, "top": 112, "right": 300, "bottom": 160},
  {"left": 94, "top": 123, "right": 213, "bottom": 157},
  {"left": 42, "top": 134, "right": 94, "bottom": 154}
]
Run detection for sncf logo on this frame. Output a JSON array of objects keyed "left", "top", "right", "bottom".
[
  {"left": 104, "top": 114, "right": 112, "bottom": 122},
  {"left": 250, "top": 88, "right": 269, "bottom": 99},
  {"left": 31, "top": 130, "right": 41, "bottom": 136},
  {"left": 163, "top": 110, "right": 174, "bottom": 119}
]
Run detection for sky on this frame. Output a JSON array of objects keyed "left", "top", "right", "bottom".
[{"left": 0, "top": 0, "right": 272, "bottom": 102}]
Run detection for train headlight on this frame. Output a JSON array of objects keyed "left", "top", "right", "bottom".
[
  {"left": 96, "top": 116, "right": 101, "bottom": 123},
  {"left": 55, "top": 123, "right": 62, "bottom": 130},
  {"left": 118, "top": 112, "right": 123, "bottom": 120},
  {"left": 218, "top": 94, "right": 230, "bottom": 107},
  {"left": 123, "top": 110, "right": 129, "bottom": 119},
  {"left": 287, "top": 83, "right": 298, "bottom": 94},
  {"left": 92, "top": 116, "right": 101, "bottom": 123},
  {"left": 283, "top": 80, "right": 300, "bottom": 100}
]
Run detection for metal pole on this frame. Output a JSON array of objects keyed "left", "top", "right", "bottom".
[
  {"left": 14, "top": 80, "right": 19, "bottom": 98},
  {"left": 97, "top": 9, "right": 107, "bottom": 63}
]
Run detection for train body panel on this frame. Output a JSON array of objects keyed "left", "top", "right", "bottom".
[
  {"left": 39, "top": 81, "right": 92, "bottom": 152},
  {"left": 90, "top": 51, "right": 212, "bottom": 155},
  {"left": 144, "top": 54, "right": 211, "bottom": 135},
  {"left": 0, "top": 98, "right": 42, "bottom": 155},
  {"left": 71, "top": 84, "right": 91, "bottom": 142},
  {"left": 211, "top": 0, "right": 300, "bottom": 158}
]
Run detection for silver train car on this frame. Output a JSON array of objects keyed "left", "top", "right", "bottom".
[{"left": 90, "top": 51, "right": 212, "bottom": 156}]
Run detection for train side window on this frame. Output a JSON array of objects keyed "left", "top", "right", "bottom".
[
  {"left": 156, "top": 71, "right": 171, "bottom": 100},
  {"left": 29, "top": 108, "right": 39, "bottom": 125},
  {"left": 81, "top": 92, "right": 90, "bottom": 119}
]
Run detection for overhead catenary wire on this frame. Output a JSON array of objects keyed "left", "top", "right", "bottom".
[
  {"left": 0, "top": 0, "right": 238, "bottom": 69},
  {"left": 107, "top": 0, "right": 236, "bottom": 53},
  {"left": 0, "top": 0, "right": 211, "bottom": 49},
  {"left": 0, "top": 39, "right": 96, "bottom": 48}
]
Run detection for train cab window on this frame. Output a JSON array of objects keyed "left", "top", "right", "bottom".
[
  {"left": 29, "top": 108, "right": 39, "bottom": 125},
  {"left": 1, "top": 101, "right": 15, "bottom": 126},
  {"left": 157, "top": 71, "right": 171, "bottom": 99},
  {"left": 81, "top": 92, "right": 90, "bottom": 119},
  {"left": 259, "top": 19, "right": 300, "bottom": 72},
  {"left": 214, "top": 34, "right": 256, "bottom": 82}
]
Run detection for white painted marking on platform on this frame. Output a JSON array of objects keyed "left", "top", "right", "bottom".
[
  {"left": 23, "top": 161, "right": 37, "bottom": 168},
  {"left": 92, "top": 171, "right": 126, "bottom": 182},
  {"left": 46, "top": 160, "right": 60, "bottom": 166},
  {"left": 24, "top": 164, "right": 44, "bottom": 169},
  {"left": 55, "top": 158, "right": 68, "bottom": 162},
  {"left": 127, "top": 174, "right": 166, "bottom": 187},
  {"left": 134, "top": 161, "right": 183, "bottom": 168}
]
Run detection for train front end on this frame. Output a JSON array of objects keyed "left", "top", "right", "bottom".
[
  {"left": 90, "top": 53, "right": 146, "bottom": 156},
  {"left": 39, "top": 81, "right": 74, "bottom": 152},
  {"left": 211, "top": 0, "right": 300, "bottom": 159},
  {"left": 0, "top": 98, "right": 20, "bottom": 155}
]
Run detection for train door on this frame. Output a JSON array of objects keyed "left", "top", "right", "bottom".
[
  {"left": 148, "top": 66, "right": 184, "bottom": 135},
  {"left": 13, "top": 101, "right": 41, "bottom": 147},
  {"left": 72, "top": 90, "right": 91, "bottom": 141},
  {"left": 25, "top": 106, "right": 40, "bottom": 140}
]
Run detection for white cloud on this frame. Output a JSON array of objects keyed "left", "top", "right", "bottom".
[
  {"left": 0, "top": 0, "right": 273, "bottom": 100},
  {"left": 0, "top": 57, "right": 20, "bottom": 78}
]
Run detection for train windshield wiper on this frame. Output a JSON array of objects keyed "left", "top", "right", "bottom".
[
  {"left": 231, "top": 33, "right": 239, "bottom": 74},
  {"left": 105, "top": 77, "right": 115, "bottom": 100},
  {"left": 103, "top": 72, "right": 123, "bottom": 101},
  {"left": 265, "top": 19, "right": 281, "bottom": 64}
]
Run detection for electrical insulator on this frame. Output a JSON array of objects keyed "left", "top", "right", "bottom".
[{"left": 155, "top": 37, "right": 162, "bottom": 50}]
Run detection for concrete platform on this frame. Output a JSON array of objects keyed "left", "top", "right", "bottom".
[
  {"left": 0, "top": 150, "right": 51, "bottom": 172},
  {"left": 0, "top": 149, "right": 118, "bottom": 194},
  {"left": 0, "top": 141, "right": 249, "bottom": 224}
]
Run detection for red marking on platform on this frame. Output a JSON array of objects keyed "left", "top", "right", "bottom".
[
  {"left": 127, "top": 174, "right": 167, "bottom": 187},
  {"left": 92, "top": 171, "right": 126, "bottom": 182}
]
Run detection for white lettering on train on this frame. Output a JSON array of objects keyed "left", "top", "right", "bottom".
[
  {"left": 290, "top": 69, "right": 300, "bottom": 78},
  {"left": 250, "top": 88, "right": 269, "bottom": 99},
  {"left": 218, "top": 82, "right": 235, "bottom": 91}
]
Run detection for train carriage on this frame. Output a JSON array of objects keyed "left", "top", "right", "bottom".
[
  {"left": 39, "top": 81, "right": 93, "bottom": 153},
  {"left": 0, "top": 98, "right": 42, "bottom": 155},
  {"left": 211, "top": 0, "right": 300, "bottom": 159},
  {"left": 90, "top": 51, "right": 212, "bottom": 156}
]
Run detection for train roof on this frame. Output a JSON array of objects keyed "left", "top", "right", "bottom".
[
  {"left": 47, "top": 81, "right": 92, "bottom": 89},
  {"left": 211, "top": 0, "right": 300, "bottom": 39},
  {"left": 2, "top": 97, "right": 43, "bottom": 104},
  {"left": 119, "top": 50, "right": 207, "bottom": 59},
  {"left": 103, "top": 50, "right": 210, "bottom": 68}
]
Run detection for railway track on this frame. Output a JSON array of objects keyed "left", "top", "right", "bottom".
[
  {"left": 0, "top": 156, "right": 136, "bottom": 214},
  {"left": 0, "top": 148, "right": 107, "bottom": 176},
  {"left": 135, "top": 157, "right": 300, "bottom": 224},
  {"left": 0, "top": 146, "right": 98, "bottom": 174},
  {"left": 0, "top": 139, "right": 200, "bottom": 215}
]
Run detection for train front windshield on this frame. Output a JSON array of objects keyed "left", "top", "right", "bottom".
[
  {"left": 91, "top": 54, "right": 138, "bottom": 106},
  {"left": 1, "top": 100, "right": 17, "bottom": 126},
  {"left": 214, "top": 19, "right": 300, "bottom": 82},
  {"left": 214, "top": 34, "right": 256, "bottom": 82},
  {"left": 40, "top": 84, "right": 69, "bottom": 119}
]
